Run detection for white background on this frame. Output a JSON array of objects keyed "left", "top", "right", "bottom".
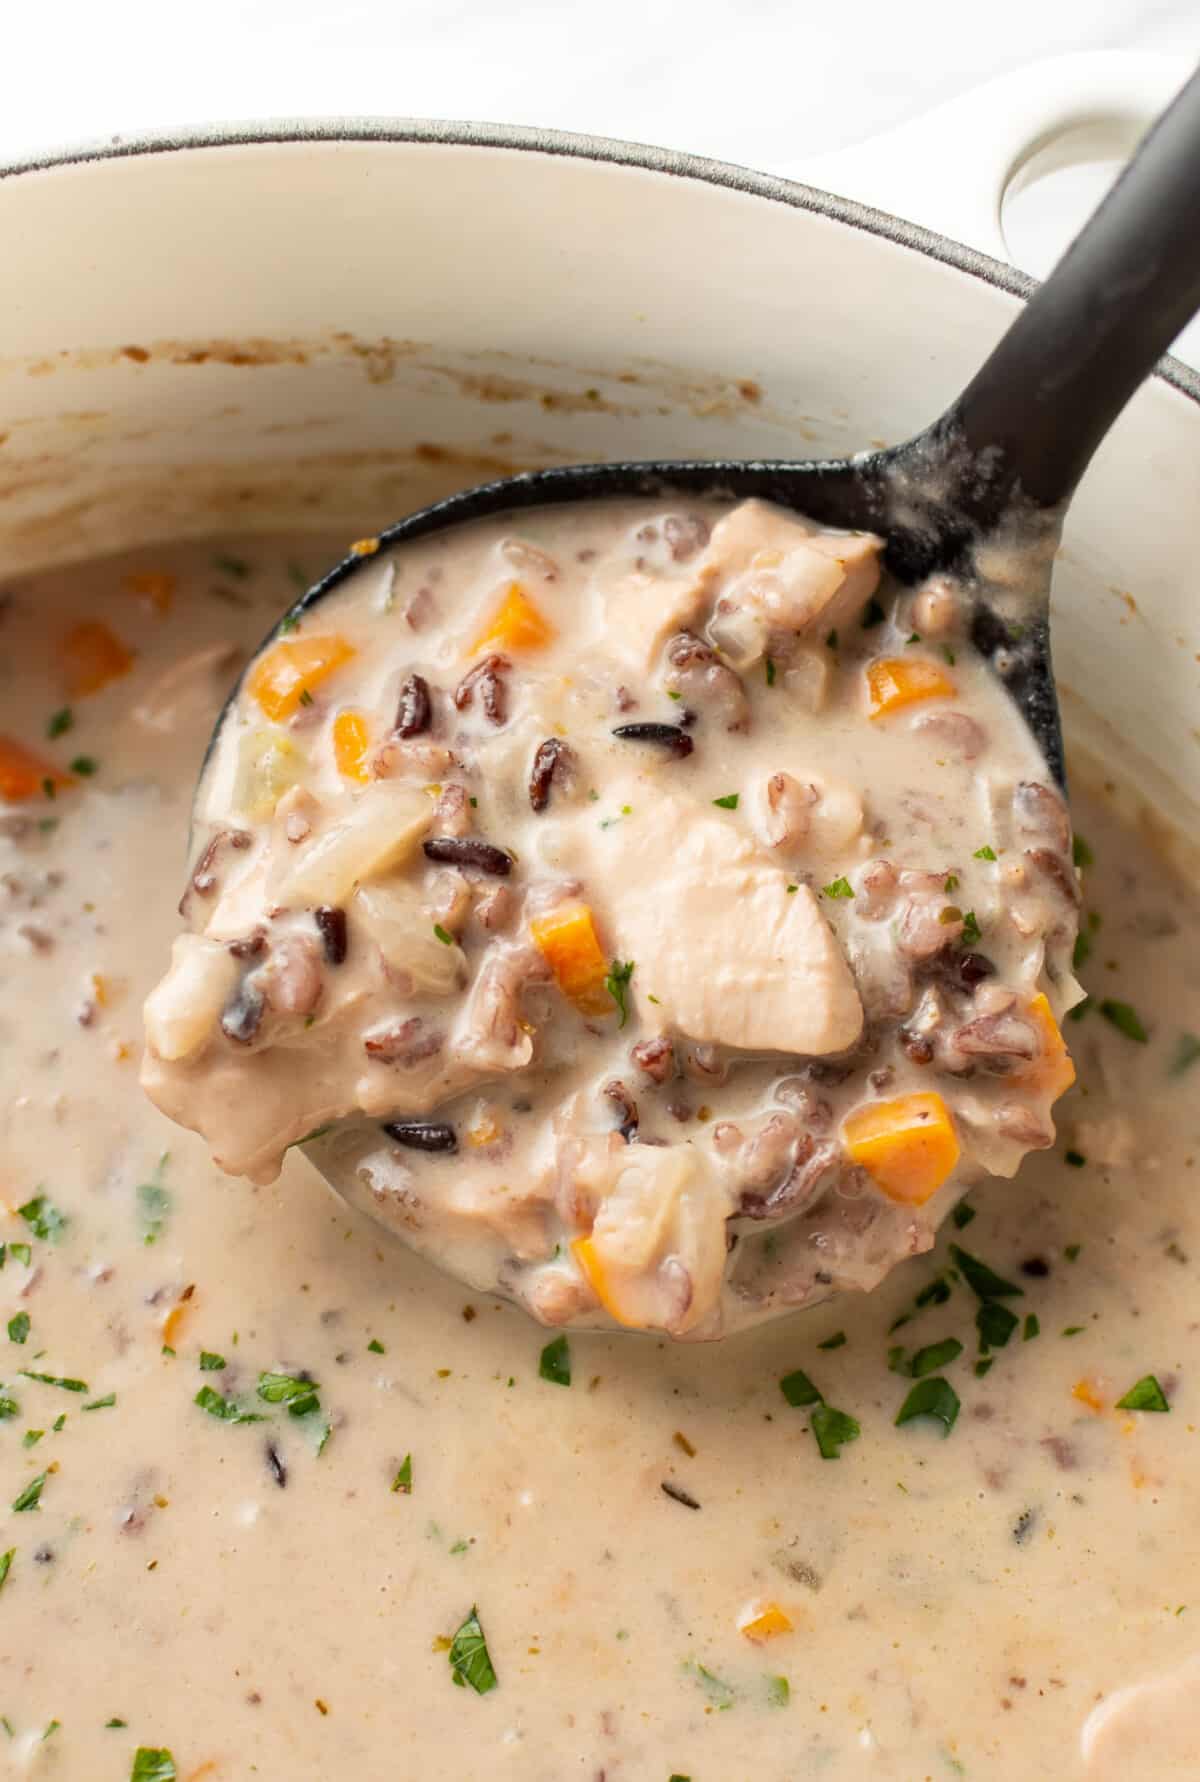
[{"left": 3, "top": 1, "right": 1197, "bottom": 172}]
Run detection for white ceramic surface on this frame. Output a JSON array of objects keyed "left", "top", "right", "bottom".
[{"left": 1, "top": 126, "right": 1197, "bottom": 844}]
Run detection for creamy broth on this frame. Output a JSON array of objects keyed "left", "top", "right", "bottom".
[{"left": 0, "top": 540, "right": 1196, "bottom": 1780}]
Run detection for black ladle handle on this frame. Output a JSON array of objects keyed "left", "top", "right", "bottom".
[{"left": 945, "top": 62, "right": 1200, "bottom": 520}]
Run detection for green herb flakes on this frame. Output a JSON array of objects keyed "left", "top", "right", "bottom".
[
  {"left": 70, "top": 754, "right": 99, "bottom": 776},
  {"left": 949, "top": 1244, "right": 1023, "bottom": 1302},
  {"left": 952, "top": 1201, "right": 976, "bottom": 1229},
  {"left": 131, "top": 1749, "right": 177, "bottom": 1782},
  {"left": 817, "top": 1331, "right": 847, "bottom": 1351},
  {"left": 687, "top": 1660, "right": 735, "bottom": 1710},
  {"left": 538, "top": 1335, "right": 571, "bottom": 1387},
  {"left": 779, "top": 1368, "right": 821, "bottom": 1408},
  {"left": 83, "top": 1393, "right": 116, "bottom": 1411},
  {"left": 975, "top": 1357, "right": 995, "bottom": 1378},
  {"left": 976, "top": 1301, "right": 1019, "bottom": 1351},
  {"left": 46, "top": 707, "right": 74, "bottom": 739},
  {"left": 19, "top": 1370, "right": 87, "bottom": 1393},
  {"left": 811, "top": 1403, "right": 861, "bottom": 1460},
  {"left": 1115, "top": 1375, "right": 1170, "bottom": 1413},
  {"left": 199, "top": 1352, "right": 226, "bottom": 1372},
  {"left": 1072, "top": 834, "right": 1094, "bottom": 869},
  {"left": 712, "top": 793, "right": 740, "bottom": 810},
  {"left": 23, "top": 1430, "right": 42, "bottom": 1448},
  {"left": 765, "top": 657, "right": 777, "bottom": 686},
  {"left": 0, "top": 1548, "right": 12, "bottom": 1592},
  {"left": 367, "top": 1339, "right": 385, "bottom": 1354},
  {"left": 960, "top": 909, "right": 982, "bottom": 946},
  {"left": 822, "top": 876, "right": 854, "bottom": 900},
  {"left": 973, "top": 845, "right": 997, "bottom": 861},
  {"left": 1064, "top": 1243, "right": 1082, "bottom": 1262},
  {"left": 895, "top": 1376, "right": 961, "bottom": 1437},
  {"left": 194, "top": 1385, "right": 264, "bottom": 1424},
  {"left": 106, "top": 1718, "right": 127, "bottom": 1728},
  {"left": 393, "top": 1454, "right": 413, "bottom": 1494},
  {"left": 911, "top": 1337, "right": 963, "bottom": 1377},
  {"left": 433, "top": 923, "right": 453, "bottom": 946},
  {"left": 257, "top": 1370, "right": 318, "bottom": 1406},
  {"left": 766, "top": 1674, "right": 790, "bottom": 1708},
  {"left": 1169, "top": 1032, "right": 1200, "bottom": 1078},
  {"left": 1023, "top": 1314, "right": 1040, "bottom": 1342},
  {"left": 1062, "top": 1326, "right": 1085, "bottom": 1338},
  {"left": 52, "top": 1413, "right": 65, "bottom": 1431},
  {"left": 136, "top": 1178, "right": 171, "bottom": 1245},
  {"left": 7, "top": 1313, "right": 29, "bottom": 1345},
  {"left": 1100, "top": 999, "right": 1148, "bottom": 1043},
  {"left": 605, "top": 958, "right": 635, "bottom": 1027},
  {"left": 1073, "top": 929, "right": 1091, "bottom": 970},
  {"left": 12, "top": 1471, "right": 47, "bottom": 1512},
  {"left": 448, "top": 1606, "right": 498, "bottom": 1694},
  {"left": 9, "top": 1244, "right": 30, "bottom": 1267},
  {"left": 18, "top": 1195, "right": 67, "bottom": 1243}
]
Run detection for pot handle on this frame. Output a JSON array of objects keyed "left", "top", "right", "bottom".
[{"left": 783, "top": 50, "right": 1195, "bottom": 269}]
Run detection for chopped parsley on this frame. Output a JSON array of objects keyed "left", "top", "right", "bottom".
[
  {"left": 1023, "top": 1314, "right": 1040, "bottom": 1341},
  {"left": 779, "top": 1368, "right": 822, "bottom": 1408},
  {"left": 1064, "top": 1149, "right": 1086, "bottom": 1168},
  {"left": 766, "top": 1675, "right": 790, "bottom": 1707},
  {"left": 811, "top": 1404, "right": 860, "bottom": 1460},
  {"left": 9, "top": 1244, "right": 31, "bottom": 1266},
  {"left": 7, "top": 1313, "right": 29, "bottom": 1345},
  {"left": 392, "top": 1454, "right": 413, "bottom": 1494},
  {"left": 538, "top": 1335, "right": 571, "bottom": 1387},
  {"left": 1115, "top": 1374, "right": 1170, "bottom": 1413},
  {"left": 817, "top": 1331, "right": 847, "bottom": 1351},
  {"left": 448, "top": 1606, "right": 498, "bottom": 1694},
  {"left": 136, "top": 1177, "right": 171, "bottom": 1245},
  {"left": 952, "top": 1201, "right": 976, "bottom": 1229},
  {"left": 106, "top": 1718, "right": 127, "bottom": 1729},
  {"left": 822, "top": 876, "right": 854, "bottom": 900},
  {"left": 433, "top": 923, "right": 453, "bottom": 945},
  {"left": 199, "top": 1351, "right": 226, "bottom": 1371},
  {"left": 944, "top": 874, "right": 959, "bottom": 892},
  {"left": 977, "top": 1301, "right": 1019, "bottom": 1350},
  {"left": 712, "top": 793, "right": 740, "bottom": 810},
  {"left": 604, "top": 958, "right": 635, "bottom": 1027},
  {"left": 1072, "top": 834, "right": 1094, "bottom": 869},
  {"left": 22, "top": 1431, "right": 41, "bottom": 1448},
  {"left": 1073, "top": 930, "right": 1091, "bottom": 970},
  {"left": 367, "top": 1339, "right": 385, "bottom": 1354},
  {"left": 0, "top": 1549, "right": 12, "bottom": 1592},
  {"left": 765, "top": 657, "right": 776, "bottom": 686},
  {"left": 910, "top": 1337, "right": 963, "bottom": 1377},
  {"left": 1062, "top": 1325, "right": 1085, "bottom": 1338},
  {"left": 895, "top": 1376, "right": 960, "bottom": 1436},
  {"left": 298, "top": 687, "right": 315, "bottom": 708},
  {"left": 257, "top": 1370, "right": 319, "bottom": 1410},
  {"left": 905, "top": 631, "right": 922, "bottom": 645},
  {"left": 52, "top": 1413, "right": 65, "bottom": 1431},
  {"left": 942, "top": 644, "right": 957, "bottom": 666},
  {"left": 194, "top": 1385, "right": 264, "bottom": 1424},
  {"left": 687, "top": 1661, "right": 735, "bottom": 1709},
  {"left": 1100, "top": 999, "right": 1148, "bottom": 1043},
  {"left": 46, "top": 707, "right": 73, "bottom": 739},
  {"left": 960, "top": 909, "right": 982, "bottom": 946},
  {"left": 1064, "top": 1243, "right": 1082, "bottom": 1262},
  {"left": 973, "top": 845, "right": 997, "bottom": 861},
  {"left": 19, "top": 1370, "right": 87, "bottom": 1393},
  {"left": 131, "top": 1750, "right": 177, "bottom": 1782},
  {"left": 1169, "top": 1032, "right": 1200, "bottom": 1078},
  {"left": 83, "top": 1393, "right": 117, "bottom": 1411},
  {"left": 12, "top": 1471, "right": 47, "bottom": 1512},
  {"left": 18, "top": 1195, "right": 67, "bottom": 1243},
  {"left": 949, "top": 1244, "right": 1023, "bottom": 1302},
  {"left": 70, "top": 754, "right": 99, "bottom": 776}
]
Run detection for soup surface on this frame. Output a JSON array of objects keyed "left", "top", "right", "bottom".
[
  {"left": 0, "top": 539, "right": 1196, "bottom": 1780},
  {"left": 142, "top": 501, "right": 1078, "bottom": 1340}
]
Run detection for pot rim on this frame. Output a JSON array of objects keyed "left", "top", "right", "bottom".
[{"left": 3, "top": 114, "right": 1198, "bottom": 407}]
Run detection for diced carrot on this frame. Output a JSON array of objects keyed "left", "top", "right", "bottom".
[
  {"left": 1072, "top": 1377, "right": 1105, "bottom": 1413},
  {"left": 866, "top": 656, "right": 955, "bottom": 718},
  {"left": 572, "top": 1235, "right": 640, "bottom": 1327},
  {"left": 1024, "top": 992, "right": 1076, "bottom": 1102},
  {"left": 738, "top": 1601, "right": 794, "bottom": 1643},
  {"left": 842, "top": 1091, "right": 960, "bottom": 1205},
  {"left": 0, "top": 736, "right": 73, "bottom": 802},
  {"left": 332, "top": 709, "right": 371, "bottom": 782},
  {"left": 62, "top": 621, "right": 135, "bottom": 697},
  {"left": 123, "top": 569, "right": 175, "bottom": 613},
  {"left": 350, "top": 536, "right": 380, "bottom": 557},
  {"left": 471, "top": 582, "right": 556, "bottom": 654},
  {"left": 530, "top": 902, "right": 611, "bottom": 1015},
  {"left": 248, "top": 634, "right": 356, "bottom": 721},
  {"left": 161, "top": 1293, "right": 194, "bottom": 1348}
]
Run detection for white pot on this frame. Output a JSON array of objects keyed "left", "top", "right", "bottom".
[{"left": 2, "top": 119, "right": 1197, "bottom": 845}]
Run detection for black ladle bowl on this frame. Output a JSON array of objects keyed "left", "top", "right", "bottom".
[{"left": 239, "top": 62, "right": 1200, "bottom": 793}]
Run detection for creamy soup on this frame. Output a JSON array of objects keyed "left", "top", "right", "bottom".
[
  {"left": 142, "top": 502, "right": 1079, "bottom": 1340},
  {"left": 0, "top": 539, "right": 1196, "bottom": 1781}
]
